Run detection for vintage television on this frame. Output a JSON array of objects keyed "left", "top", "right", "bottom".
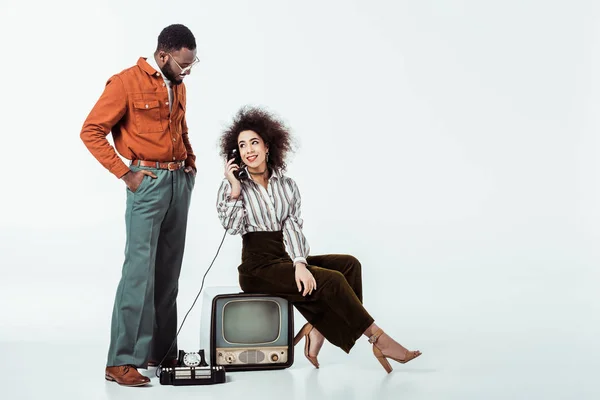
[{"left": 199, "top": 287, "right": 294, "bottom": 372}]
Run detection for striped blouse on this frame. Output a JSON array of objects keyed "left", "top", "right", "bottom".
[{"left": 216, "top": 168, "right": 310, "bottom": 266}]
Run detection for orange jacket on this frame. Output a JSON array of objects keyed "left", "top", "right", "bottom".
[{"left": 80, "top": 57, "right": 196, "bottom": 179}]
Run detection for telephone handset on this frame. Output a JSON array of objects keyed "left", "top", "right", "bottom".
[{"left": 228, "top": 148, "right": 248, "bottom": 181}]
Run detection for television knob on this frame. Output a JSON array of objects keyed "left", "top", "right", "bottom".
[
  {"left": 225, "top": 353, "right": 236, "bottom": 363},
  {"left": 270, "top": 353, "right": 279, "bottom": 362}
]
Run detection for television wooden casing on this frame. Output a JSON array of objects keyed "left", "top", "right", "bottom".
[{"left": 210, "top": 292, "right": 295, "bottom": 372}]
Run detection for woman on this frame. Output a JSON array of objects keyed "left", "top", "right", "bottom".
[{"left": 216, "top": 106, "right": 421, "bottom": 373}]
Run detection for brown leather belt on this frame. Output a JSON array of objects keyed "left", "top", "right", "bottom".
[{"left": 131, "top": 159, "right": 185, "bottom": 171}]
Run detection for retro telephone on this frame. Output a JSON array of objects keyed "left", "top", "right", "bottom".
[
  {"left": 158, "top": 349, "right": 226, "bottom": 385},
  {"left": 228, "top": 148, "right": 248, "bottom": 181}
]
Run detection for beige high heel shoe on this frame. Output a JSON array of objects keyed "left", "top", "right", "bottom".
[
  {"left": 368, "top": 328, "right": 421, "bottom": 373},
  {"left": 293, "top": 322, "right": 320, "bottom": 368}
]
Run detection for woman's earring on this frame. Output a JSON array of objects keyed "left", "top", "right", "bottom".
[{"left": 266, "top": 152, "right": 269, "bottom": 163}]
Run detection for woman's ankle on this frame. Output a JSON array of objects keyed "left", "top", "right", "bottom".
[{"left": 363, "top": 323, "right": 380, "bottom": 339}]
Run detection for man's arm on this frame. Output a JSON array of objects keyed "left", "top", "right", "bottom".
[
  {"left": 80, "top": 75, "right": 130, "bottom": 179},
  {"left": 181, "top": 113, "right": 196, "bottom": 171},
  {"left": 180, "top": 84, "right": 196, "bottom": 171}
]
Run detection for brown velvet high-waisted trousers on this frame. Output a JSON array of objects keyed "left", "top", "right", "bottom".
[{"left": 237, "top": 231, "right": 375, "bottom": 353}]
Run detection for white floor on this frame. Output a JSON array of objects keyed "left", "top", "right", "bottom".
[
  {"left": 1, "top": 270, "right": 599, "bottom": 399},
  {"left": 1, "top": 219, "right": 599, "bottom": 399}
]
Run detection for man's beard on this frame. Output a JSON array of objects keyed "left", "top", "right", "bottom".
[{"left": 161, "top": 63, "right": 183, "bottom": 85}]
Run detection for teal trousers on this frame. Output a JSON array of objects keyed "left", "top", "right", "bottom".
[{"left": 106, "top": 165, "right": 195, "bottom": 367}]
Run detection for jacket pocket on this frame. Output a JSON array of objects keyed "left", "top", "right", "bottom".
[{"left": 133, "top": 100, "right": 163, "bottom": 133}]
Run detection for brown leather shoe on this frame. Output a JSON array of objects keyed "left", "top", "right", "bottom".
[
  {"left": 148, "top": 359, "right": 178, "bottom": 367},
  {"left": 105, "top": 365, "right": 150, "bottom": 386}
]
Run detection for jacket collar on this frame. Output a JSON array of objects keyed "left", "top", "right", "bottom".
[{"left": 137, "top": 57, "right": 161, "bottom": 78}]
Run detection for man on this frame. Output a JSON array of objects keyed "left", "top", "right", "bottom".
[{"left": 80, "top": 24, "right": 199, "bottom": 386}]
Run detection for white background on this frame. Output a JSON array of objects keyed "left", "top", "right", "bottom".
[{"left": 0, "top": 0, "right": 599, "bottom": 399}]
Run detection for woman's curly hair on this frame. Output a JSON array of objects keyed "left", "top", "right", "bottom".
[{"left": 219, "top": 106, "right": 295, "bottom": 172}]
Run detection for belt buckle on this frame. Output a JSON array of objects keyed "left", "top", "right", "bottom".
[{"left": 167, "top": 162, "right": 179, "bottom": 171}]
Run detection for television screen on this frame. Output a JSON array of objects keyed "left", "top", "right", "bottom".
[
  {"left": 223, "top": 300, "right": 280, "bottom": 344},
  {"left": 206, "top": 290, "right": 295, "bottom": 371}
]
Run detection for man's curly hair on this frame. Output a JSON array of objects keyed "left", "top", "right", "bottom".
[
  {"left": 219, "top": 106, "right": 295, "bottom": 172},
  {"left": 156, "top": 24, "right": 196, "bottom": 53}
]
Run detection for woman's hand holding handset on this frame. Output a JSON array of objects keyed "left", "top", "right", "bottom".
[{"left": 225, "top": 158, "right": 242, "bottom": 200}]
